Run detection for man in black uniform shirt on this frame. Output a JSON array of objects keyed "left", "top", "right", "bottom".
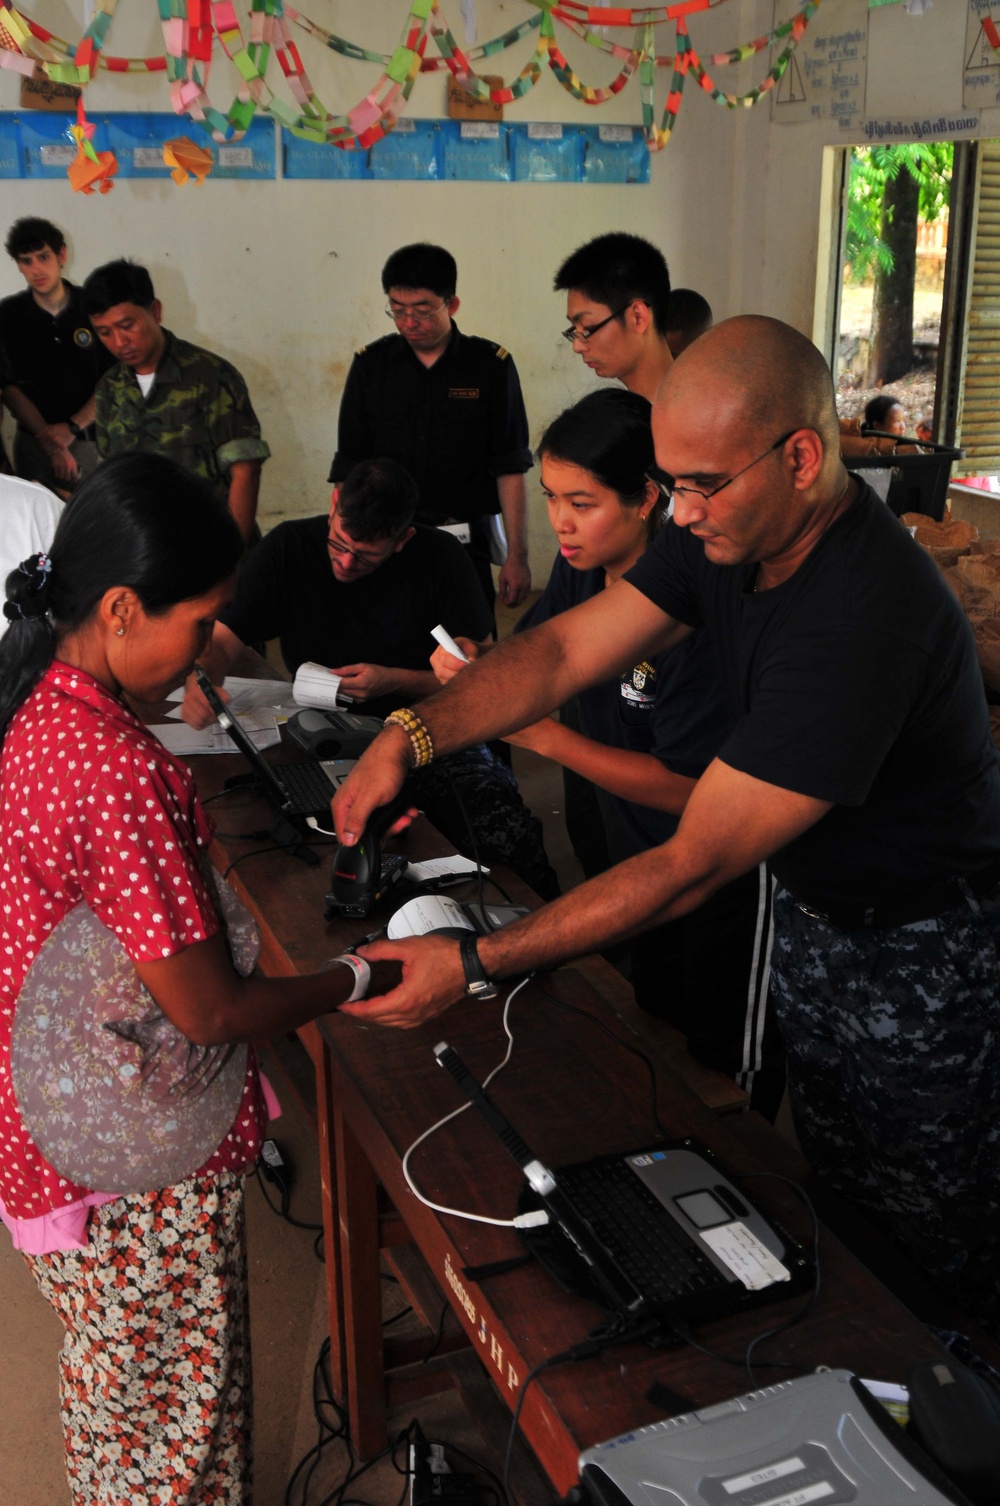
[
  {"left": 0, "top": 217, "right": 113, "bottom": 491},
  {"left": 332, "top": 318, "right": 1000, "bottom": 1335},
  {"left": 182, "top": 458, "right": 557, "bottom": 899},
  {"left": 328, "top": 242, "right": 533, "bottom": 616}
]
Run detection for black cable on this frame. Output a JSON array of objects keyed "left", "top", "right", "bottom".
[
  {"left": 285, "top": 1339, "right": 350, "bottom": 1506},
  {"left": 484, "top": 874, "right": 514, "bottom": 904},
  {"left": 442, "top": 767, "right": 494, "bottom": 928},
  {"left": 212, "top": 827, "right": 273, "bottom": 840},
  {"left": 223, "top": 844, "right": 286, "bottom": 878},
  {"left": 316, "top": 1420, "right": 417, "bottom": 1506},
  {"left": 501, "top": 1321, "right": 659, "bottom": 1500},
  {"left": 735, "top": 1172, "right": 822, "bottom": 1387},
  {"left": 221, "top": 838, "right": 336, "bottom": 876},
  {"left": 672, "top": 1173, "right": 822, "bottom": 1389},
  {"left": 253, "top": 1164, "right": 325, "bottom": 1235},
  {"left": 201, "top": 787, "right": 245, "bottom": 805},
  {"left": 534, "top": 978, "right": 669, "bottom": 1140},
  {"left": 381, "top": 1304, "right": 415, "bottom": 1328}
]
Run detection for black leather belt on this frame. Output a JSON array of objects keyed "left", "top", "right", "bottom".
[{"left": 792, "top": 857, "right": 1000, "bottom": 932}]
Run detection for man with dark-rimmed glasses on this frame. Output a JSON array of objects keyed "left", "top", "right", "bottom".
[
  {"left": 554, "top": 235, "right": 783, "bottom": 1114},
  {"left": 328, "top": 243, "right": 533, "bottom": 617},
  {"left": 181, "top": 457, "right": 558, "bottom": 900},
  {"left": 554, "top": 232, "right": 676, "bottom": 402}
]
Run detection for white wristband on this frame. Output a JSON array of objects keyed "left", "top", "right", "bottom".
[{"left": 331, "top": 953, "right": 371, "bottom": 1002}]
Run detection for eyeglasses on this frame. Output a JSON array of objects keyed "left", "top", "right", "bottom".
[
  {"left": 647, "top": 431, "right": 797, "bottom": 502},
  {"left": 561, "top": 305, "right": 631, "bottom": 345},
  {"left": 326, "top": 531, "right": 398, "bottom": 570},
  {"left": 385, "top": 299, "right": 449, "bottom": 324}
]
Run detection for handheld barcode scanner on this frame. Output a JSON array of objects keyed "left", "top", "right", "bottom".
[{"left": 325, "top": 795, "right": 412, "bottom": 918}]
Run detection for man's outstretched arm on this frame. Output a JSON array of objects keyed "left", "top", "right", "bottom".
[
  {"left": 342, "top": 758, "right": 830, "bottom": 1028},
  {"left": 333, "top": 577, "right": 689, "bottom": 843}
]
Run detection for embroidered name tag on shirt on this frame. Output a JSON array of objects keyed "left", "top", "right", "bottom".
[{"left": 449, "top": 387, "right": 480, "bottom": 399}]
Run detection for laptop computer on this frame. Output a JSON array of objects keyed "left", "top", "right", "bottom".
[
  {"left": 434, "top": 1043, "right": 811, "bottom": 1331},
  {"left": 195, "top": 667, "right": 363, "bottom": 822},
  {"left": 578, "top": 1369, "right": 968, "bottom": 1506}
]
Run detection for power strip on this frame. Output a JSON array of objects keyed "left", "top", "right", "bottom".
[{"left": 411, "top": 1434, "right": 480, "bottom": 1506}]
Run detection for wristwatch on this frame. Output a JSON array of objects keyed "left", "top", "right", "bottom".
[
  {"left": 68, "top": 419, "right": 85, "bottom": 440},
  {"left": 459, "top": 933, "right": 497, "bottom": 1000}
]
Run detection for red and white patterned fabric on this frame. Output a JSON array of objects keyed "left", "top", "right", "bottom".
[{"left": 0, "top": 662, "right": 266, "bottom": 1224}]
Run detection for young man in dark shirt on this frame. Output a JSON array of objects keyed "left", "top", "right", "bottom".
[
  {"left": 554, "top": 232, "right": 675, "bottom": 403},
  {"left": 329, "top": 242, "right": 532, "bottom": 615},
  {"left": 182, "top": 459, "right": 557, "bottom": 899},
  {"left": 0, "top": 217, "right": 114, "bottom": 491},
  {"left": 332, "top": 318, "right": 1000, "bottom": 1336}
]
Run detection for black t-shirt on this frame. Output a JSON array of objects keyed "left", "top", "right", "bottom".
[
  {"left": 221, "top": 517, "right": 493, "bottom": 720},
  {"left": 624, "top": 485, "right": 1000, "bottom": 906},
  {"left": 0, "top": 283, "right": 114, "bottom": 425},
  {"left": 518, "top": 553, "right": 732, "bottom": 854},
  {"left": 328, "top": 324, "right": 532, "bottom": 522}
]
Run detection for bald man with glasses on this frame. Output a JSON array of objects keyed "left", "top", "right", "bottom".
[
  {"left": 333, "top": 317, "right": 1000, "bottom": 1339},
  {"left": 328, "top": 242, "right": 532, "bottom": 616}
]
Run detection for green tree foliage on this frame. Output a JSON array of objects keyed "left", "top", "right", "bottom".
[{"left": 845, "top": 142, "right": 953, "bottom": 285}]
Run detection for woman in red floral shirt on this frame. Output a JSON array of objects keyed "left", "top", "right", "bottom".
[{"left": 0, "top": 454, "right": 372, "bottom": 1506}]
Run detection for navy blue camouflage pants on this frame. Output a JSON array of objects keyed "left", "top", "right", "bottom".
[
  {"left": 407, "top": 745, "right": 560, "bottom": 902},
  {"left": 771, "top": 885, "right": 1000, "bottom": 1336}
]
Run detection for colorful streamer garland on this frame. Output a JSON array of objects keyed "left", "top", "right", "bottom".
[{"left": 0, "top": 0, "right": 823, "bottom": 162}]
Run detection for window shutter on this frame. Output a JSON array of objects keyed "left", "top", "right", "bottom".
[{"left": 952, "top": 140, "right": 1000, "bottom": 476}]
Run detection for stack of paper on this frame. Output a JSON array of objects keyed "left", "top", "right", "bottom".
[
  {"left": 150, "top": 708, "right": 281, "bottom": 756},
  {"left": 293, "top": 661, "right": 352, "bottom": 708},
  {"left": 165, "top": 676, "right": 299, "bottom": 721}
]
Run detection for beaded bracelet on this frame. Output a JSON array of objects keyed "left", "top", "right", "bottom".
[{"left": 384, "top": 707, "right": 434, "bottom": 768}]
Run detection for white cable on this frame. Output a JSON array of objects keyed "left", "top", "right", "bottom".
[
  {"left": 306, "top": 815, "right": 336, "bottom": 836},
  {"left": 401, "top": 975, "right": 542, "bottom": 1227}
]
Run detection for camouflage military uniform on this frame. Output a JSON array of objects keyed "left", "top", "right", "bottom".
[
  {"left": 771, "top": 884, "right": 1000, "bottom": 1333},
  {"left": 409, "top": 745, "right": 560, "bottom": 903},
  {"left": 94, "top": 330, "right": 269, "bottom": 503}
]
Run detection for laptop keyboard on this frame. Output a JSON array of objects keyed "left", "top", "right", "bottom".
[
  {"left": 557, "top": 1158, "right": 723, "bottom": 1305},
  {"left": 274, "top": 761, "right": 337, "bottom": 815}
]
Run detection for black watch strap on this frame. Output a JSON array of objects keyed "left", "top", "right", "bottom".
[
  {"left": 68, "top": 419, "right": 84, "bottom": 440},
  {"left": 459, "top": 932, "right": 497, "bottom": 1000}
]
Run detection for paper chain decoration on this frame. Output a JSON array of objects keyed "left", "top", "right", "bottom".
[{"left": 0, "top": 0, "right": 823, "bottom": 161}]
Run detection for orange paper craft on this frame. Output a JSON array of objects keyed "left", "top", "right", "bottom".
[
  {"left": 163, "top": 135, "right": 213, "bottom": 184},
  {"left": 68, "top": 146, "right": 118, "bottom": 193}
]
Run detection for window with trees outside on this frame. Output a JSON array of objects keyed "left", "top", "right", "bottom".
[{"left": 817, "top": 138, "right": 1000, "bottom": 490}]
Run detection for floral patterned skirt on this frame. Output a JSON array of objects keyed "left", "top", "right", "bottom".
[{"left": 22, "top": 1170, "right": 252, "bottom": 1505}]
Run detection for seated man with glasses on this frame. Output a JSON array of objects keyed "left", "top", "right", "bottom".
[
  {"left": 328, "top": 243, "right": 532, "bottom": 616},
  {"left": 182, "top": 457, "right": 558, "bottom": 899},
  {"left": 554, "top": 232, "right": 675, "bottom": 403}
]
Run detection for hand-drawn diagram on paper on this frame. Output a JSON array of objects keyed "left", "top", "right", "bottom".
[
  {"left": 965, "top": 1, "right": 1000, "bottom": 111},
  {"left": 771, "top": 0, "right": 868, "bottom": 131}
]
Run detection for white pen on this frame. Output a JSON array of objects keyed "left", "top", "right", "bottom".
[{"left": 430, "top": 624, "right": 470, "bottom": 663}]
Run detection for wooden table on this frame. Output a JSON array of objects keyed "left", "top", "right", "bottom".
[{"left": 172, "top": 719, "right": 947, "bottom": 1500}]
